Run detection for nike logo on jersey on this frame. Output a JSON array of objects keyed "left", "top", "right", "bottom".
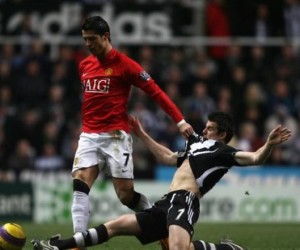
[
  {"left": 121, "top": 169, "right": 128, "bottom": 173},
  {"left": 82, "top": 73, "right": 88, "bottom": 77}
]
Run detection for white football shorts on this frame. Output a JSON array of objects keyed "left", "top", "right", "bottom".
[{"left": 72, "top": 130, "right": 134, "bottom": 179}]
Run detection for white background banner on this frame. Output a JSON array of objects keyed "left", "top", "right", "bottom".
[{"left": 30, "top": 171, "right": 300, "bottom": 223}]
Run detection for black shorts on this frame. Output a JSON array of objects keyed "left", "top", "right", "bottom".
[{"left": 135, "top": 190, "right": 200, "bottom": 244}]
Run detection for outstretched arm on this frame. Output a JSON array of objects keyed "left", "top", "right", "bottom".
[
  {"left": 234, "top": 125, "right": 292, "bottom": 166},
  {"left": 129, "top": 116, "right": 178, "bottom": 166}
]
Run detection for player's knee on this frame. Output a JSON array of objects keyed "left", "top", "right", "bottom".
[
  {"left": 72, "top": 166, "right": 99, "bottom": 187},
  {"left": 169, "top": 239, "right": 190, "bottom": 250}
]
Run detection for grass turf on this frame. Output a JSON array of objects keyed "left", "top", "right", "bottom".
[{"left": 3, "top": 222, "right": 300, "bottom": 250}]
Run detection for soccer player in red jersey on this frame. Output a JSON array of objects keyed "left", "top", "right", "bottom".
[
  {"left": 71, "top": 15, "right": 194, "bottom": 241},
  {"left": 32, "top": 112, "right": 291, "bottom": 250}
]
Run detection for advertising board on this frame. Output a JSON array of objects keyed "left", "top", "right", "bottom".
[{"left": 0, "top": 182, "right": 33, "bottom": 221}]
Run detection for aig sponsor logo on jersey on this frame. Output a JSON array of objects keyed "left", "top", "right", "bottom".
[{"left": 83, "top": 78, "right": 110, "bottom": 93}]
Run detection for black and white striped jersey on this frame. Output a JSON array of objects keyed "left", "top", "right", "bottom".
[{"left": 177, "top": 133, "right": 241, "bottom": 196}]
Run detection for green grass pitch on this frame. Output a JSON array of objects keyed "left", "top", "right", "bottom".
[{"left": 4, "top": 222, "right": 300, "bottom": 250}]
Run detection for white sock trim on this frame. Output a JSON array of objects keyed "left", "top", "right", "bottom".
[
  {"left": 88, "top": 228, "right": 98, "bottom": 245},
  {"left": 209, "top": 243, "right": 216, "bottom": 250},
  {"left": 73, "top": 232, "right": 85, "bottom": 248},
  {"left": 199, "top": 240, "right": 207, "bottom": 250}
]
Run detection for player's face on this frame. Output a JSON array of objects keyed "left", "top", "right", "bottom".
[
  {"left": 202, "top": 121, "right": 224, "bottom": 141},
  {"left": 82, "top": 30, "right": 110, "bottom": 58}
]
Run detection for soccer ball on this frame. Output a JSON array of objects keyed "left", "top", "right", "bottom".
[{"left": 0, "top": 223, "right": 26, "bottom": 250}]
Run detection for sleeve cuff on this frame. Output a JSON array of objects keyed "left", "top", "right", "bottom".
[{"left": 177, "top": 119, "right": 186, "bottom": 128}]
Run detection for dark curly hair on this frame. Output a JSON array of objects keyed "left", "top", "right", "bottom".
[
  {"left": 208, "top": 112, "right": 235, "bottom": 143},
  {"left": 82, "top": 16, "right": 111, "bottom": 41}
]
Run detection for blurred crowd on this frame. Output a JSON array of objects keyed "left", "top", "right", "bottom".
[{"left": 1, "top": 0, "right": 300, "bottom": 182}]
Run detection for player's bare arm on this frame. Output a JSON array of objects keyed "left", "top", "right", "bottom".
[
  {"left": 129, "top": 116, "right": 178, "bottom": 165},
  {"left": 234, "top": 125, "right": 292, "bottom": 166}
]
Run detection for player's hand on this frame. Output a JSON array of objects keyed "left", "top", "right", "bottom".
[
  {"left": 267, "top": 125, "right": 291, "bottom": 146},
  {"left": 179, "top": 122, "right": 194, "bottom": 139},
  {"left": 128, "top": 115, "right": 145, "bottom": 137}
]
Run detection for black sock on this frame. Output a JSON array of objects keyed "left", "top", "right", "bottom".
[
  {"left": 193, "top": 240, "right": 234, "bottom": 250},
  {"left": 77, "top": 224, "right": 109, "bottom": 247},
  {"left": 95, "top": 224, "right": 109, "bottom": 244},
  {"left": 51, "top": 238, "right": 76, "bottom": 250},
  {"left": 193, "top": 240, "right": 211, "bottom": 250},
  {"left": 50, "top": 225, "right": 108, "bottom": 249},
  {"left": 126, "top": 191, "right": 141, "bottom": 210}
]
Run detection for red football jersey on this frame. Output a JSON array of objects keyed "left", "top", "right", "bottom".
[{"left": 79, "top": 48, "right": 184, "bottom": 133}]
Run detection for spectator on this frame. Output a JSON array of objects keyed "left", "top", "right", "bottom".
[
  {"left": 168, "top": 47, "right": 186, "bottom": 70},
  {"left": 185, "top": 58, "right": 218, "bottom": 98},
  {"left": 268, "top": 79, "right": 296, "bottom": 116},
  {"left": 164, "top": 82, "right": 184, "bottom": 109},
  {"left": 236, "top": 121, "right": 264, "bottom": 152},
  {"left": 241, "top": 82, "right": 268, "bottom": 134},
  {"left": 0, "top": 85, "right": 18, "bottom": 158},
  {"left": 294, "top": 81, "right": 300, "bottom": 119},
  {"left": 184, "top": 49, "right": 217, "bottom": 96},
  {"left": 286, "top": 122, "right": 300, "bottom": 165},
  {"left": 8, "top": 13, "right": 38, "bottom": 55},
  {"left": 273, "top": 44, "right": 300, "bottom": 93},
  {"left": 34, "top": 142, "right": 65, "bottom": 171},
  {"left": 41, "top": 120, "right": 63, "bottom": 153},
  {"left": 284, "top": 0, "right": 300, "bottom": 39},
  {"left": 137, "top": 45, "right": 161, "bottom": 82},
  {"left": 53, "top": 45, "right": 81, "bottom": 100},
  {"left": 25, "top": 39, "right": 51, "bottom": 79},
  {"left": 0, "top": 124, "right": 6, "bottom": 167},
  {"left": 160, "top": 65, "right": 185, "bottom": 97},
  {"left": 45, "top": 84, "right": 68, "bottom": 124},
  {"left": 223, "top": 44, "right": 244, "bottom": 81},
  {"left": 265, "top": 105, "right": 298, "bottom": 144},
  {"left": 264, "top": 146, "right": 290, "bottom": 166},
  {"left": 246, "top": 46, "right": 269, "bottom": 83},
  {"left": 0, "top": 61, "right": 14, "bottom": 88},
  {"left": 0, "top": 44, "right": 23, "bottom": 70},
  {"left": 183, "top": 81, "right": 216, "bottom": 133},
  {"left": 205, "top": 0, "right": 231, "bottom": 60},
  {"left": 216, "top": 85, "right": 232, "bottom": 113},
  {"left": 60, "top": 122, "right": 81, "bottom": 170},
  {"left": 156, "top": 119, "right": 185, "bottom": 152},
  {"left": 130, "top": 101, "right": 162, "bottom": 138},
  {"left": 7, "top": 139, "right": 36, "bottom": 181},
  {"left": 12, "top": 59, "right": 49, "bottom": 110},
  {"left": 228, "top": 65, "right": 248, "bottom": 120},
  {"left": 15, "top": 108, "right": 43, "bottom": 153},
  {"left": 243, "top": 106, "right": 265, "bottom": 138},
  {"left": 253, "top": 4, "right": 273, "bottom": 42}
]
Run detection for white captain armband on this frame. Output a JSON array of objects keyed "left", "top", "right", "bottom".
[{"left": 177, "top": 119, "right": 186, "bottom": 128}]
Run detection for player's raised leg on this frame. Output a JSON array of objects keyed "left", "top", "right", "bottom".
[
  {"left": 112, "top": 178, "right": 152, "bottom": 212},
  {"left": 31, "top": 214, "right": 141, "bottom": 250}
]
